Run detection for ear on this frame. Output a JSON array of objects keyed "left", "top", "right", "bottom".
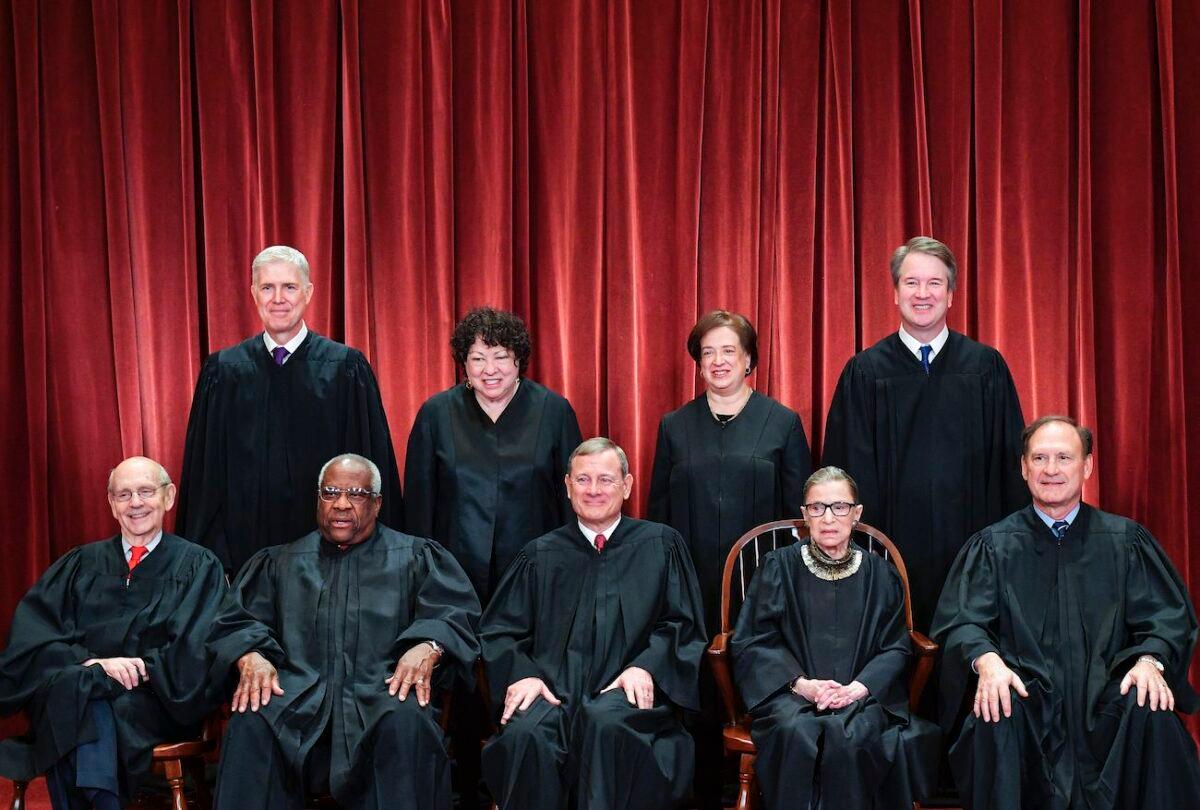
[
  {"left": 621, "top": 474, "right": 634, "bottom": 500},
  {"left": 162, "top": 483, "right": 177, "bottom": 511},
  {"left": 1020, "top": 455, "right": 1030, "bottom": 482},
  {"left": 1082, "top": 454, "right": 1094, "bottom": 480}
]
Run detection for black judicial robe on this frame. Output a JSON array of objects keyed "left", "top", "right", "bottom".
[
  {"left": 480, "top": 520, "right": 707, "bottom": 795},
  {"left": 647, "top": 391, "right": 812, "bottom": 635},
  {"left": 932, "top": 505, "right": 1200, "bottom": 808},
  {"left": 178, "top": 331, "right": 402, "bottom": 573},
  {"left": 206, "top": 525, "right": 480, "bottom": 803},
  {"left": 0, "top": 535, "right": 226, "bottom": 790},
  {"left": 403, "top": 379, "right": 582, "bottom": 601},
  {"left": 731, "top": 543, "right": 938, "bottom": 809},
  {"left": 822, "top": 330, "right": 1027, "bottom": 631}
]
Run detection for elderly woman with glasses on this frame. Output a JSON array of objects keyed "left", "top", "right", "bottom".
[{"left": 730, "top": 466, "right": 938, "bottom": 810}]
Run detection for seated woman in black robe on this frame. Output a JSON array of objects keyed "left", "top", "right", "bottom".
[{"left": 730, "top": 466, "right": 938, "bottom": 810}]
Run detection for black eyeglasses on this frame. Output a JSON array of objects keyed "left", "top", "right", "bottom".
[
  {"left": 317, "top": 486, "right": 379, "bottom": 504},
  {"left": 803, "top": 501, "right": 856, "bottom": 518}
]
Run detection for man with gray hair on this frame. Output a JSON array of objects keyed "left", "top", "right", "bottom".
[
  {"left": 823, "top": 236, "right": 1028, "bottom": 636},
  {"left": 208, "top": 453, "right": 480, "bottom": 809},
  {"left": 480, "top": 438, "right": 707, "bottom": 809},
  {"left": 0, "top": 456, "right": 227, "bottom": 810},
  {"left": 177, "top": 244, "right": 402, "bottom": 574}
]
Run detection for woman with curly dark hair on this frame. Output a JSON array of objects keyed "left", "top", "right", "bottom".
[{"left": 403, "top": 307, "right": 582, "bottom": 603}]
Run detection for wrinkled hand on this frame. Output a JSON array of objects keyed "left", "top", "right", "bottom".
[
  {"left": 233, "top": 652, "right": 284, "bottom": 713},
  {"left": 793, "top": 677, "right": 840, "bottom": 705},
  {"left": 974, "top": 652, "right": 1028, "bottom": 722},
  {"left": 1120, "top": 659, "right": 1174, "bottom": 711},
  {"left": 385, "top": 642, "right": 441, "bottom": 706},
  {"left": 601, "top": 666, "right": 655, "bottom": 709},
  {"left": 817, "top": 680, "right": 869, "bottom": 710},
  {"left": 501, "top": 677, "right": 561, "bottom": 725},
  {"left": 83, "top": 657, "right": 148, "bottom": 690}
]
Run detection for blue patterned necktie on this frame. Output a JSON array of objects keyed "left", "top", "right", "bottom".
[
  {"left": 272, "top": 346, "right": 289, "bottom": 366},
  {"left": 919, "top": 344, "right": 932, "bottom": 375},
  {"left": 1052, "top": 520, "right": 1069, "bottom": 539}
]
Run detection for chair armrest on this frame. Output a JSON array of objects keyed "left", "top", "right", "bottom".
[
  {"left": 910, "top": 630, "right": 938, "bottom": 656},
  {"left": 907, "top": 631, "right": 938, "bottom": 711},
  {"left": 706, "top": 633, "right": 741, "bottom": 726}
]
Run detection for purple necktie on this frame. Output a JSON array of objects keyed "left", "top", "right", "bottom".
[{"left": 272, "top": 346, "right": 289, "bottom": 366}]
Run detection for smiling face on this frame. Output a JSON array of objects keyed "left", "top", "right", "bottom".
[
  {"left": 316, "top": 460, "right": 382, "bottom": 545},
  {"left": 1021, "top": 420, "right": 1093, "bottom": 518},
  {"left": 253, "top": 261, "right": 314, "bottom": 344},
  {"left": 108, "top": 458, "right": 176, "bottom": 546},
  {"left": 565, "top": 449, "right": 632, "bottom": 533},
  {"left": 803, "top": 479, "right": 862, "bottom": 559},
  {"left": 464, "top": 337, "right": 521, "bottom": 405},
  {"left": 893, "top": 251, "right": 953, "bottom": 342},
  {"left": 698, "top": 325, "right": 752, "bottom": 397}
]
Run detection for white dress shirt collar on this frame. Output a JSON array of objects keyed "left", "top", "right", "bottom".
[
  {"left": 898, "top": 324, "right": 949, "bottom": 362},
  {"left": 122, "top": 531, "right": 163, "bottom": 562},
  {"left": 578, "top": 516, "right": 621, "bottom": 550},
  {"left": 263, "top": 322, "right": 309, "bottom": 362}
]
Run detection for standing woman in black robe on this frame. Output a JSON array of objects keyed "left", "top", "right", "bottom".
[
  {"left": 647, "top": 309, "right": 812, "bottom": 805},
  {"left": 403, "top": 306, "right": 582, "bottom": 806},
  {"left": 730, "top": 466, "right": 938, "bottom": 809}
]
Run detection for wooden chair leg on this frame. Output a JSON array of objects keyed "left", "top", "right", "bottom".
[
  {"left": 161, "top": 758, "right": 188, "bottom": 810},
  {"left": 185, "top": 757, "right": 212, "bottom": 810},
  {"left": 11, "top": 779, "right": 28, "bottom": 810},
  {"left": 736, "top": 752, "right": 756, "bottom": 810}
]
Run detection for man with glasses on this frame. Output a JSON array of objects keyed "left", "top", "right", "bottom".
[
  {"left": 177, "top": 244, "right": 402, "bottom": 576},
  {"left": 0, "top": 456, "right": 227, "bottom": 810},
  {"left": 480, "top": 438, "right": 707, "bottom": 809},
  {"left": 208, "top": 453, "right": 480, "bottom": 810},
  {"left": 933, "top": 416, "right": 1200, "bottom": 808}
]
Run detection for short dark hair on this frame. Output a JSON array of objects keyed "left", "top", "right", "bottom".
[
  {"left": 803, "top": 465, "right": 860, "bottom": 503},
  {"left": 686, "top": 310, "right": 758, "bottom": 372},
  {"left": 450, "top": 307, "right": 532, "bottom": 371},
  {"left": 890, "top": 236, "right": 958, "bottom": 290},
  {"left": 1021, "top": 414, "right": 1094, "bottom": 457}
]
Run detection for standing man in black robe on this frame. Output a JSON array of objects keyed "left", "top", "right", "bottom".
[
  {"left": 0, "top": 456, "right": 227, "bottom": 810},
  {"left": 932, "top": 416, "right": 1200, "bottom": 808},
  {"left": 823, "top": 236, "right": 1027, "bottom": 634},
  {"left": 480, "top": 438, "right": 707, "bottom": 809},
  {"left": 178, "top": 245, "right": 402, "bottom": 574},
  {"left": 207, "top": 453, "right": 480, "bottom": 810}
]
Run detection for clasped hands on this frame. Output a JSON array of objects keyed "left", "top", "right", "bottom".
[
  {"left": 83, "top": 657, "right": 148, "bottom": 690},
  {"left": 972, "top": 651, "right": 1174, "bottom": 723},
  {"left": 792, "top": 677, "right": 868, "bottom": 710},
  {"left": 232, "top": 642, "right": 442, "bottom": 713},
  {"left": 500, "top": 666, "right": 655, "bottom": 726}
]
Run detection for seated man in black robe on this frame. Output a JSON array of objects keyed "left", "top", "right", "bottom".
[
  {"left": 480, "top": 437, "right": 708, "bottom": 810},
  {"left": 932, "top": 415, "right": 1200, "bottom": 809},
  {"left": 177, "top": 244, "right": 402, "bottom": 574},
  {"left": 208, "top": 453, "right": 480, "bottom": 810},
  {"left": 0, "top": 456, "right": 227, "bottom": 810}
]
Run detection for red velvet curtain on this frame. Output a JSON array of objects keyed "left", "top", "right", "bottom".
[{"left": 2, "top": 0, "right": 1199, "bottom": 740}]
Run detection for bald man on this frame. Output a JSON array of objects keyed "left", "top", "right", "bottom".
[{"left": 0, "top": 457, "right": 227, "bottom": 810}]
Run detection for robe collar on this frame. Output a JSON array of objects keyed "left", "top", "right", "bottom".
[
  {"left": 1029, "top": 503, "right": 1092, "bottom": 554},
  {"left": 319, "top": 523, "right": 382, "bottom": 555}
]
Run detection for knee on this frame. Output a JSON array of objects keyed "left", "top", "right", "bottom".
[
  {"left": 579, "top": 699, "right": 637, "bottom": 747},
  {"left": 375, "top": 703, "right": 441, "bottom": 750}
]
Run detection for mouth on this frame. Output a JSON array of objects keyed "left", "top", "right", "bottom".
[{"left": 330, "top": 518, "right": 354, "bottom": 529}]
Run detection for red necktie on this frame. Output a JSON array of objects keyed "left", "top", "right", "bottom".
[
  {"left": 128, "top": 545, "right": 148, "bottom": 576},
  {"left": 595, "top": 533, "right": 606, "bottom": 553}
]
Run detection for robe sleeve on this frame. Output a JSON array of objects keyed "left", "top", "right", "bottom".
[
  {"left": 821, "top": 357, "right": 882, "bottom": 520},
  {"left": 730, "top": 552, "right": 803, "bottom": 711},
  {"left": 645, "top": 417, "right": 672, "bottom": 524},
  {"left": 0, "top": 549, "right": 104, "bottom": 715},
  {"left": 346, "top": 352, "right": 403, "bottom": 527},
  {"left": 1112, "top": 525, "right": 1200, "bottom": 712},
  {"left": 929, "top": 531, "right": 1002, "bottom": 730},
  {"left": 781, "top": 411, "right": 813, "bottom": 514},
  {"left": 984, "top": 351, "right": 1028, "bottom": 516},
  {"left": 139, "top": 551, "right": 228, "bottom": 726},
  {"left": 402, "top": 401, "right": 437, "bottom": 539},
  {"left": 629, "top": 530, "right": 707, "bottom": 712},
  {"left": 555, "top": 399, "right": 584, "bottom": 526},
  {"left": 479, "top": 551, "right": 546, "bottom": 709},
  {"left": 853, "top": 565, "right": 911, "bottom": 700},
  {"left": 206, "top": 549, "right": 287, "bottom": 697},
  {"left": 394, "top": 539, "right": 482, "bottom": 688},
  {"left": 176, "top": 354, "right": 226, "bottom": 557}
]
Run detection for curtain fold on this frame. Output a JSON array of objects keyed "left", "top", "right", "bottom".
[{"left": 1, "top": 0, "right": 1197, "bottom": 740}]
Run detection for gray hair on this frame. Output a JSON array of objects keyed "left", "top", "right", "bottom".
[
  {"left": 889, "top": 236, "right": 958, "bottom": 291},
  {"left": 803, "top": 465, "right": 860, "bottom": 502},
  {"left": 568, "top": 437, "right": 629, "bottom": 477},
  {"left": 107, "top": 457, "right": 172, "bottom": 492},
  {"left": 252, "top": 245, "right": 312, "bottom": 286},
  {"left": 318, "top": 453, "right": 382, "bottom": 494}
]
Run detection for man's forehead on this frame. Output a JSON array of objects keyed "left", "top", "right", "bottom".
[
  {"left": 572, "top": 451, "right": 621, "bottom": 474},
  {"left": 898, "top": 252, "right": 950, "bottom": 279},
  {"left": 322, "top": 461, "right": 372, "bottom": 485},
  {"left": 258, "top": 262, "right": 305, "bottom": 283},
  {"left": 111, "top": 462, "right": 159, "bottom": 487},
  {"left": 1027, "top": 422, "right": 1084, "bottom": 453}
]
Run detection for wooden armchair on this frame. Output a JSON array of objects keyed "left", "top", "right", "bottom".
[{"left": 705, "top": 519, "right": 937, "bottom": 810}]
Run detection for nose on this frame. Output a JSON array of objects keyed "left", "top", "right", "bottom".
[{"left": 820, "top": 507, "right": 837, "bottom": 522}]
